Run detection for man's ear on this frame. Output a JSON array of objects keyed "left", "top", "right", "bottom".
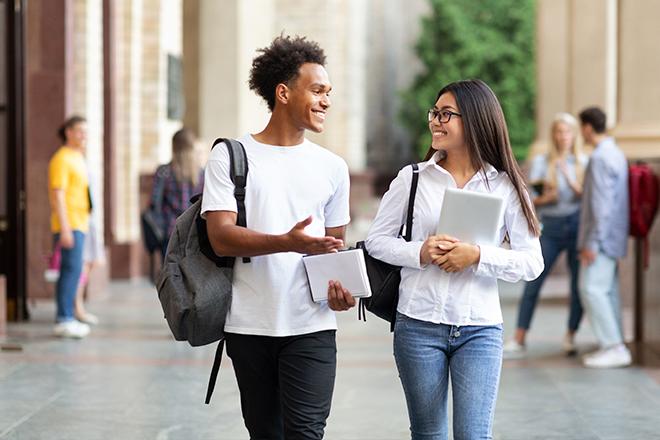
[{"left": 275, "top": 83, "right": 289, "bottom": 105}]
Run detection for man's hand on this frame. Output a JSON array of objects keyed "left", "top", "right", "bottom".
[
  {"left": 579, "top": 249, "right": 596, "bottom": 266},
  {"left": 59, "top": 228, "right": 74, "bottom": 249},
  {"left": 420, "top": 234, "right": 460, "bottom": 265},
  {"left": 285, "top": 216, "right": 344, "bottom": 255},
  {"left": 432, "top": 243, "right": 480, "bottom": 273},
  {"left": 327, "top": 280, "right": 356, "bottom": 311}
]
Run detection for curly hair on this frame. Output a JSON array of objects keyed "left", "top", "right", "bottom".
[{"left": 249, "top": 35, "right": 327, "bottom": 111}]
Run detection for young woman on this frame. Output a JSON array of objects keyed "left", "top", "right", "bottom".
[
  {"left": 149, "top": 128, "right": 204, "bottom": 258},
  {"left": 366, "top": 79, "right": 543, "bottom": 439},
  {"left": 505, "top": 112, "right": 588, "bottom": 357}
]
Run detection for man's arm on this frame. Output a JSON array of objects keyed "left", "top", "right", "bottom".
[
  {"left": 580, "top": 157, "right": 615, "bottom": 265},
  {"left": 205, "top": 211, "right": 344, "bottom": 258},
  {"left": 51, "top": 188, "right": 74, "bottom": 248},
  {"left": 324, "top": 225, "right": 346, "bottom": 243}
]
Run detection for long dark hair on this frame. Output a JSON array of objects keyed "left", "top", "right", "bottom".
[
  {"left": 57, "top": 115, "right": 86, "bottom": 143},
  {"left": 423, "top": 79, "right": 540, "bottom": 236}
]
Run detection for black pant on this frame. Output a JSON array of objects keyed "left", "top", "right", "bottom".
[{"left": 225, "top": 330, "right": 337, "bottom": 440}]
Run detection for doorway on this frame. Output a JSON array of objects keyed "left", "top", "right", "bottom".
[{"left": 0, "top": 0, "right": 27, "bottom": 321}]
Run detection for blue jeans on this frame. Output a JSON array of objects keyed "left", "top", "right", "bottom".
[
  {"left": 54, "top": 230, "right": 85, "bottom": 322},
  {"left": 579, "top": 252, "right": 623, "bottom": 348},
  {"left": 516, "top": 212, "right": 582, "bottom": 332},
  {"left": 393, "top": 312, "right": 503, "bottom": 440}
]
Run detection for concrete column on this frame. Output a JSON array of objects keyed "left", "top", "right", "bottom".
[
  {"left": 569, "top": 0, "right": 617, "bottom": 121},
  {"left": 534, "top": 0, "right": 570, "bottom": 155},
  {"left": 612, "top": 0, "right": 660, "bottom": 159}
]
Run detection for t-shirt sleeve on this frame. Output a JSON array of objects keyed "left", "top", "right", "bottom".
[
  {"left": 48, "top": 154, "right": 69, "bottom": 190},
  {"left": 49, "top": 153, "right": 69, "bottom": 190},
  {"left": 200, "top": 143, "right": 238, "bottom": 218},
  {"left": 324, "top": 160, "right": 351, "bottom": 227}
]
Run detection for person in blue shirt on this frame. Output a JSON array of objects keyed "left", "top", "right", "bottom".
[
  {"left": 504, "top": 112, "right": 589, "bottom": 357},
  {"left": 577, "top": 106, "right": 631, "bottom": 368}
]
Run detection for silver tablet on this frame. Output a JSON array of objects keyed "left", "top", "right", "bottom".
[{"left": 436, "top": 187, "right": 505, "bottom": 246}]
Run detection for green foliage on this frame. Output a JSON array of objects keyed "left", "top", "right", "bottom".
[{"left": 401, "top": 0, "right": 536, "bottom": 161}]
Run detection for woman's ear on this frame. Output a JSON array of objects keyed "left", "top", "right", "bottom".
[{"left": 275, "top": 83, "right": 289, "bottom": 105}]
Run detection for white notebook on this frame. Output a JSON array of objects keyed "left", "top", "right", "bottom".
[{"left": 302, "top": 249, "right": 373, "bottom": 303}]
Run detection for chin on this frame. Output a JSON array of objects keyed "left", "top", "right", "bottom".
[{"left": 308, "top": 123, "right": 324, "bottom": 133}]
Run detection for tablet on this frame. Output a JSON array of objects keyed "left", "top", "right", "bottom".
[{"left": 436, "top": 188, "right": 505, "bottom": 246}]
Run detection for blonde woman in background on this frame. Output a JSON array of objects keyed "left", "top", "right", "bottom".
[
  {"left": 505, "top": 112, "right": 589, "bottom": 358},
  {"left": 149, "top": 128, "right": 204, "bottom": 258}
]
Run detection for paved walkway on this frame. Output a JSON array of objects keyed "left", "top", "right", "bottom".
[{"left": 1, "top": 279, "right": 660, "bottom": 439}]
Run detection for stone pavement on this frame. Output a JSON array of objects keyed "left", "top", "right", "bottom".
[{"left": 1, "top": 279, "right": 660, "bottom": 439}]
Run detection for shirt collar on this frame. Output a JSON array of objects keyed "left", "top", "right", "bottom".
[{"left": 419, "top": 150, "right": 501, "bottom": 180}]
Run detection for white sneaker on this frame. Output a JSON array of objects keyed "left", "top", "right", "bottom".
[
  {"left": 583, "top": 345, "right": 631, "bottom": 368},
  {"left": 503, "top": 339, "right": 526, "bottom": 359},
  {"left": 54, "top": 320, "right": 91, "bottom": 339}
]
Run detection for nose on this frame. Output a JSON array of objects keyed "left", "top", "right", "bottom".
[{"left": 321, "top": 94, "right": 331, "bottom": 109}]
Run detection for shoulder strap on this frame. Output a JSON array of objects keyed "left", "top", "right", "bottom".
[
  {"left": 205, "top": 338, "right": 224, "bottom": 404},
  {"left": 212, "top": 138, "right": 250, "bottom": 264},
  {"left": 402, "top": 163, "right": 420, "bottom": 242}
]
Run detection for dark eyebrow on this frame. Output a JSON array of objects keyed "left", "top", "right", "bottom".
[
  {"left": 436, "top": 105, "right": 457, "bottom": 111},
  {"left": 310, "top": 83, "right": 332, "bottom": 91}
]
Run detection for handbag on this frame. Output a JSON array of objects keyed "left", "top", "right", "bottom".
[{"left": 357, "top": 163, "right": 419, "bottom": 331}]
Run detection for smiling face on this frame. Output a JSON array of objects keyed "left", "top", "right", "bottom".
[
  {"left": 429, "top": 92, "right": 465, "bottom": 154},
  {"left": 284, "top": 63, "right": 332, "bottom": 133}
]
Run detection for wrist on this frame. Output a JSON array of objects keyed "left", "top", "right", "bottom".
[
  {"left": 472, "top": 245, "right": 481, "bottom": 265},
  {"left": 275, "top": 233, "right": 294, "bottom": 253}
]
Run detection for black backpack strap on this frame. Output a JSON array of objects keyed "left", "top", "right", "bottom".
[
  {"left": 402, "top": 163, "right": 420, "bottom": 242},
  {"left": 204, "top": 338, "right": 225, "bottom": 404},
  {"left": 212, "top": 138, "right": 250, "bottom": 264}
]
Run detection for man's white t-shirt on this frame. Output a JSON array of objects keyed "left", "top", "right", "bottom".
[{"left": 201, "top": 134, "right": 351, "bottom": 337}]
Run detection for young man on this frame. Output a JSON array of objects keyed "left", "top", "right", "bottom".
[
  {"left": 201, "top": 36, "right": 355, "bottom": 439},
  {"left": 49, "top": 115, "right": 92, "bottom": 339},
  {"left": 577, "top": 106, "right": 631, "bottom": 368}
]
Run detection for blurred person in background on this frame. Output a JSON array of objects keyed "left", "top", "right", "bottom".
[
  {"left": 577, "top": 106, "right": 631, "bottom": 369},
  {"left": 48, "top": 115, "right": 91, "bottom": 339},
  {"left": 74, "top": 158, "right": 105, "bottom": 326},
  {"left": 149, "top": 128, "right": 204, "bottom": 258},
  {"left": 504, "top": 112, "right": 588, "bottom": 358}
]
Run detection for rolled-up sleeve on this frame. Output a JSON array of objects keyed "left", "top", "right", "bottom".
[
  {"left": 365, "top": 167, "right": 424, "bottom": 270},
  {"left": 474, "top": 188, "right": 544, "bottom": 282}
]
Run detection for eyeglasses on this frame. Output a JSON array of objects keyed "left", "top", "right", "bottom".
[{"left": 427, "top": 108, "right": 462, "bottom": 123}]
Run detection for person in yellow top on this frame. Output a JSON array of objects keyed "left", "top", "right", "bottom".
[{"left": 48, "top": 115, "right": 91, "bottom": 338}]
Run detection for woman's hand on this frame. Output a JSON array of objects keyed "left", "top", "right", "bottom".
[
  {"left": 535, "top": 185, "right": 558, "bottom": 206},
  {"left": 420, "top": 234, "right": 459, "bottom": 265},
  {"left": 432, "top": 242, "right": 480, "bottom": 273}
]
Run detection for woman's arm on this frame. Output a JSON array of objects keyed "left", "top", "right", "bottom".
[
  {"left": 365, "top": 168, "right": 425, "bottom": 269},
  {"left": 472, "top": 188, "right": 544, "bottom": 282}
]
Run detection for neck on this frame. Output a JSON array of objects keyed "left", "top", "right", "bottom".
[
  {"left": 440, "top": 148, "right": 476, "bottom": 177},
  {"left": 65, "top": 143, "right": 83, "bottom": 152},
  {"left": 591, "top": 133, "right": 607, "bottom": 147},
  {"left": 253, "top": 110, "right": 306, "bottom": 146}
]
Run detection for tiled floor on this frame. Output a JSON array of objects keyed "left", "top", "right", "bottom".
[{"left": 1, "top": 279, "right": 659, "bottom": 439}]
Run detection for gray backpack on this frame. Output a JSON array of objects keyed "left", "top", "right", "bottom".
[{"left": 156, "top": 138, "right": 248, "bottom": 403}]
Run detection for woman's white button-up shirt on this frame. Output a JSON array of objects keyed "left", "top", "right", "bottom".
[{"left": 365, "top": 152, "right": 544, "bottom": 326}]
